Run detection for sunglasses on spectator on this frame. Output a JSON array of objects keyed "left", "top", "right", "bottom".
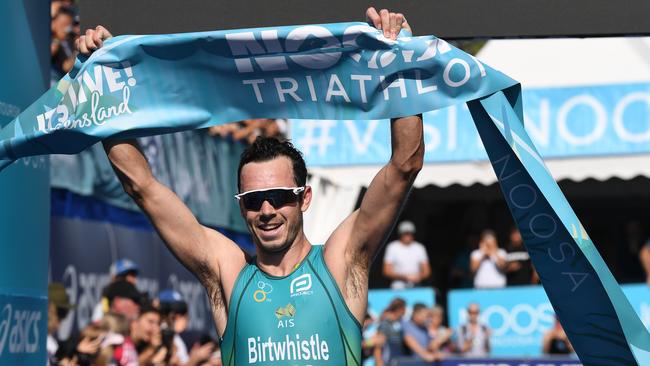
[{"left": 235, "top": 187, "right": 305, "bottom": 211}]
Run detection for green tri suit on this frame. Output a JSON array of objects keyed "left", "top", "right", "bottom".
[{"left": 220, "top": 245, "right": 362, "bottom": 365}]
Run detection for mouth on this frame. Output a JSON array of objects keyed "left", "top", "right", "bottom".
[{"left": 257, "top": 222, "right": 283, "bottom": 240}]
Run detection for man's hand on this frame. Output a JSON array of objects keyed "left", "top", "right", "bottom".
[
  {"left": 75, "top": 25, "right": 113, "bottom": 55},
  {"left": 405, "top": 274, "right": 421, "bottom": 284},
  {"left": 366, "top": 7, "right": 411, "bottom": 40}
]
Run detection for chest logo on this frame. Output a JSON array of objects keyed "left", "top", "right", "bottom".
[
  {"left": 253, "top": 281, "right": 273, "bottom": 303},
  {"left": 290, "top": 274, "right": 313, "bottom": 297},
  {"left": 275, "top": 303, "right": 296, "bottom": 328}
]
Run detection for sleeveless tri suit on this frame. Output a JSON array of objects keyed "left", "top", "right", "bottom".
[{"left": 220, "top": 245, "right": 362, "bottom": 365}]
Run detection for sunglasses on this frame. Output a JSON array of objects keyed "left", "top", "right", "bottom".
[{"left": 235, "top": 186, "right": 305, "bottom": 211}]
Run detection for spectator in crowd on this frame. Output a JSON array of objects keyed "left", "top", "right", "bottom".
[
  {"left": 361, "top": 312, "right": 386, "bottom": 366},
  {"left": 542, "top": 317, "right": 574, "bottom": 355},
  {"left": 55, "top": 322, "right": 111, "bottom": 366},
  {"left": 100, "top": 312, "right": 139, "bottom": 366},
  {"left": 427, "top": 305, "right": 453, "bottom": 358},
  {"left": 383, "top": 221, "right": 431, "bottom": 289},
  {"left": 640, "top": 239, "right": 650, "bottom": 285},
  {"left": 132, "top": 299, "right": 177, "bottom": 365},
  {"left": 102, "top": 281, "right": 142, "bottom": 365},
  {"left": 159, "top": 290, "right": 190, "bottom": 363},
  {"left": 402, "top": 303, "right": 437, "bottom": 362},
  {"left": 470, "top": 230, "right": 507, "bottom": 289},
  {"left": 93, "top": 259, "right": 140, "bottom": 321},
  {"left": 194, "top": 336, "right": 223, "bottom": 366},
  {"left": 104, "top": 280, "right": 142, "bottom": 322},
  {"left": 110, "top": 259, "right": 140, "bottom": 285},
  {"left": 457, "top": 303, "right": 491, "bottom": 356},
  {"left": 377, "top": 298, "right": 407, "bottom": 364},
  {"left": 48, "top": 283, "right": 74, "bottom": 365},
  {"left": 158, "top": 289, "right": 214, "bottom": 366},
  {"left": 51, "top": 4, "right": 78, "bottom": 83},
  {"left": 505, "top": 227, "right": 539, "bottom": 285}
]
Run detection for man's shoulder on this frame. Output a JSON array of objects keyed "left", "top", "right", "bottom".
[
  {"left": 384, "top": 241, "right": 401, "bottom": 254},
  {"left": 413, "top": 241, "right": 427, "bottom": 250},
  {"left": 402, "top": 320, "right": 418, "bottom": 332},
  {"left": 386, "top": 240, "right": 401, "bottom": 248}
]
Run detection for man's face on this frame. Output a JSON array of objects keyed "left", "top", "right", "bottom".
[
  {"left": 239, "top": 157, "right": 311, "bottom": 253},
  {"left": 173, "top": 313, "right": 189, "bottom": 333},
  {"left": 47, "top": 303, "right": 59, "bottom": 334},
  {"left": 52, "top": 13, "right": 73, "bottom": 40},
  {"left": 468, "top": 304, "right": 480, "bottom": 324},
  {"left": 510, "top": 229, "right": 522, "bottom": 247},
  {"left": 133, "top": 312, "right": 160, "bottom": 343},
  {"left": 412, "top": 308, "right": 430, "bottom": 326},
  {"left": 111, "top": 297, "right": 140, "bottom": 322},
  {"left": 399, "top": 232, "right": 414, "bottom": 244}
]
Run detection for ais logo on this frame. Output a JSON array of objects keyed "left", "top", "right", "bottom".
[
  {"left": 275, "top": 303, "right": 296, "bottom": 329},
  {"left": 290, "top": 274, "right": 313, "bottom": 298}
]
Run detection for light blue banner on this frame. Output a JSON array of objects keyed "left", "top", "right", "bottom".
[
  {"left": 291, "top": 82, "right": 650, "bottom": 166},
  {"left": 448, "top": 284, "right": 650, "bottom": 357},
  {"left": 0, "top": 23, "right": 515, "bottom": 168}
]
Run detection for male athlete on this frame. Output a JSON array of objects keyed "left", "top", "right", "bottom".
[{"left": 77, "top": 7, "right": 424, "bottom": 365}]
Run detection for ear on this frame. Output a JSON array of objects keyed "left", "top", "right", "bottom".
[{"left": 300, "top": 186, "right": 312, "bottom": 212}]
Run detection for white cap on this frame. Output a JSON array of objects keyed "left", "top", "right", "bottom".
[{"left": 397, "top": 221, "right": 416, "bottom": 235}]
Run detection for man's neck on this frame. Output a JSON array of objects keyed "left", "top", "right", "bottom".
[{"left": 256, "top": 233, "right": 312, "bottom": 277}]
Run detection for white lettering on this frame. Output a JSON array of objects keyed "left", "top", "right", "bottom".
[
  {"left": 274, "top": 78, "right": 302, "bottom": 102},
  {"left": 286, "top": 26, "right": 342, "bottom": 69},
  {"left": 443, "top": 58, "right": 471, "bottom": 88},
  {"left": 325, "top": 75, "right": 350, "bottom": 102},
  {"left": 103, "top": 65, "right": 125, "bottom": 93},
  {"left": 613, "top": 92, "right": 650, "bottom": 142},
  {"left": 557, "top": 95, "right": 606, "bottom": 146},
  {"left": 351, "top": 74, "right": 371, "bottom": 103},
  {"left": 243, "top": 79, "right": 266, "bottom": 103},
  {"left": 344, "top": 120, "right": 379, "bottom": 153}
]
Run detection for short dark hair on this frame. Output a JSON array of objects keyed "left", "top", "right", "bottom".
[
  {"left": 104, "top": 280, "right": 141, "bottom": 305},
  {"left": 237, "top": 137, "right": 307, "bottom": 191},
  {"left": 386, "top": 298, "right": 407, "bottom": 312},
  {"left": 412, "top": 303, "right": 428, "bottom": 314}
]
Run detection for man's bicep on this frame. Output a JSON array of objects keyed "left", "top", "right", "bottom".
[
  {"left": 138, "top": 180, "right": 229, "bottom": 275},
  {"left": 351, "top": 165, "right": 412, "bottom": 255}
]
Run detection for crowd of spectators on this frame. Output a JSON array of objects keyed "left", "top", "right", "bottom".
[
  {"left": 361, "top": 300, "right": 575, "bottom": 366},
  {"left": 384, "top": 223, "right": 540, "bottom": 291},
  {"left": 207, "top": 119, "right": 288, "bottom": 144},
  {"left": 47, "top": 259, "right": 221, "bottom": 366}
]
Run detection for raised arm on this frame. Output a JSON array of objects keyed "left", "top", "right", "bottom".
[
  {"left": 343, "top": 113, "right": 424, "bottom": 260},
  {"left": 76, "top": 27, "right": 247, "bottom": 297},
  {"left": 102, "top": 140, "right": 238, "bottom": 275}
]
